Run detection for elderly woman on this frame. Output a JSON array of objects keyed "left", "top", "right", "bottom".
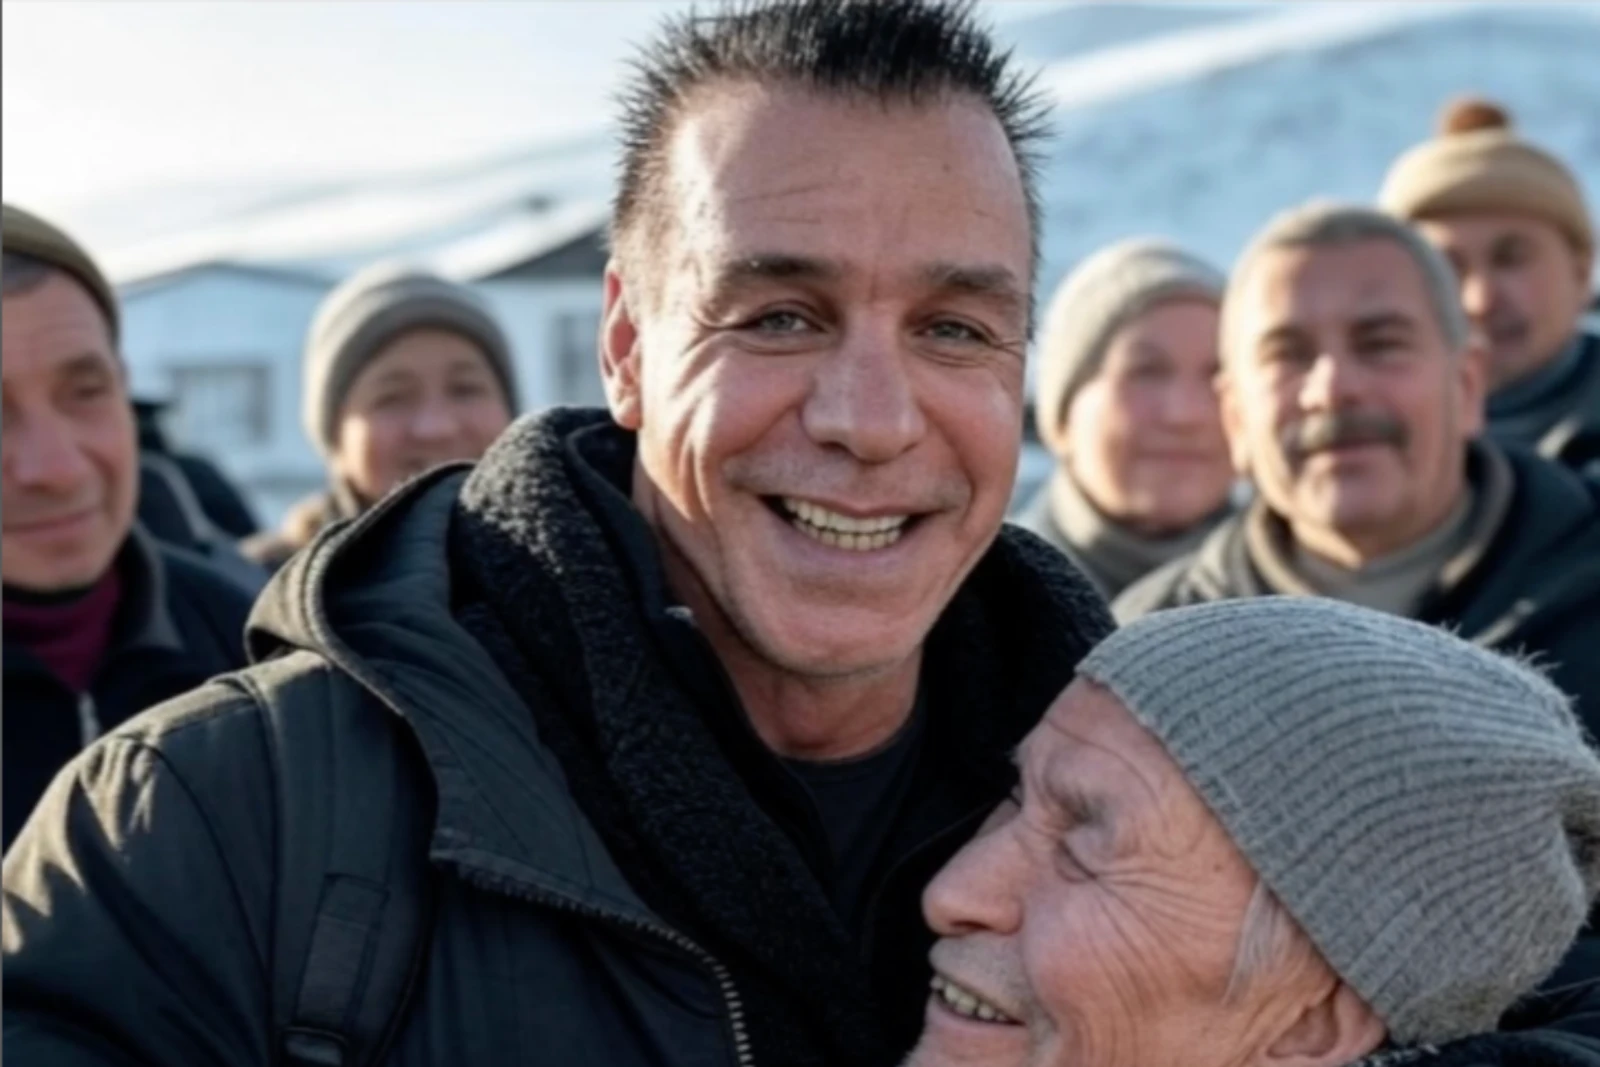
[
  {"left": 908, "top": 597, "right": 1600, "bottom": 1067},
  {"left": 1015, "top": 239, "right": 1236, "bottom": 600},
  {"left": 244, "top": 263, "right": 519, "bottom": 571}
]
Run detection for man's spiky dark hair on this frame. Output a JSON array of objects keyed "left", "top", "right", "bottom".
[{"left": 611, "top": 0, "right": 1052, "bottom": 281}]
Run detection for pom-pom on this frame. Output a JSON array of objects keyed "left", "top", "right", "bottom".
[{"left": 1439, "top": 97, "right": 1512, "bottom": 135}]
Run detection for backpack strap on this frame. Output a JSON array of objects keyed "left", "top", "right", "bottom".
[{"left": 233, "top": 652, "right": 436, "bottom": 1067}]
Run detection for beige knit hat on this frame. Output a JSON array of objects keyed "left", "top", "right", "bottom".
[
  {"left": 1, "top": 202, "right": 120, "bottom": 343},
  {"left": 1033, "top": 239, "right": 1224, "bottom": 454},
  {"left": 1380, "top": 97, "right": 1593, "bottom": 256}
]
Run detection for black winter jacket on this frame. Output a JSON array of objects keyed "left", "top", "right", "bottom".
[
  {"left": 3, "top": 411, "right": 1116, "bottom": 1066},
  {"left": 1116, "top": 445, "right": 1600, "bottom": 733},
  {"left": 1486, "top": 330, "right": 1600, "bottom": 478},
  {"left": 2, "top": 527, "right": 255, "bottom": 849}
]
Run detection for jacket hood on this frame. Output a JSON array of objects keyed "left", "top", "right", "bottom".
[{"left": 247, "top": 464, "right": 667, "bottom": 925}]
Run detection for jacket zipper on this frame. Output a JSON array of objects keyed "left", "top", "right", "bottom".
[
  {"left": 310, "top": 581, "right": 755, "bottom": 1067},
  {"left": 455, "top": 865, "right": 754, "bottom": 1067},
  {"left": 76, "top": 692, "right": 101, "bottom": 748}
]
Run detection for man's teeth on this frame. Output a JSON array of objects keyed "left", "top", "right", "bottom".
[
  {"left": 783, "top": 498, "right": 909, "bottom": 551},
  {"left": 930, "top": 974, "right": 1016, "bottom": 1024}
]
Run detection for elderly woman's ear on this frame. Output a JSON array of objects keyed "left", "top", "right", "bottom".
[{"left": 1262, "top": 982, "right": 1386, "bottom": 1067}]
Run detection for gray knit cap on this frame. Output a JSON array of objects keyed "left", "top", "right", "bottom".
[
  {"left": 1076, "top": 597, "right": 1600, "bottom": 1046},
  {"left": 1034, "top": 238, "right": 1224, "bottom": 451},
  {"left": 302, "top": 262, "right": 519, "bottom": 455}
]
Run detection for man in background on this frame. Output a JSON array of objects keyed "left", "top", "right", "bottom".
[
  {"left": 1382, "top": 97, "right": 1599, "bottom": 474},
  {"left": 1116, "top": 203, "right": 1600, "bottom": 817},
  {"left": 1, "top": 203, "right": 255, "bottom": 848}
]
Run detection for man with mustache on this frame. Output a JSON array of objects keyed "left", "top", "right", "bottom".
[
  {"left": 1115, "top": 202, "right": 1600, "bottom": 831},
  {"left": 1, "top": 203, "right": 256, "bottom": 850},
  {"left": 3, "top": 3, "right": 1116, "bottom": 1065},
  {"left": 1381, "top": 97, "right": 1599, "bottom": 475}
]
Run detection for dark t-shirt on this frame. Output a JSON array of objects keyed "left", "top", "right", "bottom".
[{"left": 783, "top": 706, "right": 925, "bottom": 932}]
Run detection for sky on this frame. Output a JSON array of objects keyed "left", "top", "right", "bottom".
[{"left": 0, "top": 0, "right": 1062, "bottom": 235}]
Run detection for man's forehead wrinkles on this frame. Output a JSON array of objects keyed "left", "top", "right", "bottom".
[
  {"left": 1038, "top": 705, "right": 1167, "bottom": 810},
  {"left": 725, "top": 179, "right": 842, "bottom": 207}
]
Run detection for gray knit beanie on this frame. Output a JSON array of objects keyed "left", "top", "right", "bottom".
[
  {"left": 1076, "top": 597, "right": 1600, "bottom": 1046},
  {"left": 1034, "top": 238, "right": 1224, "bottom": 452},
  {"left": 302, "top": 262, "right": 519, "bottom": 456}
]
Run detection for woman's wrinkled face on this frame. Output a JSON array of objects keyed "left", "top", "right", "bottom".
[
  {"left": 1060, "top": 299, "right": 1232, "bottom": 535},
  {"left": 332, "top": 328, "right": 514, "bottom": 503},
  {"left": 906, "top": 680, "right": 1334, "bottom": 1067}
]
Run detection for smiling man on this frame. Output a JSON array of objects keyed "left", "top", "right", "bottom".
[
  {"left": 2, "top": 3, "right": 1114, "bottom": 1065},
  {"left": 908, "top": 597, "right": 1600, "bottom": 1067},
  {"left": 1115, "top": 204, "right": 1600, "bottom": 764},
  {"left": 1, "top": 203, "right": 255, "bottom": 850},
  {"left": 1381, "top": 98, "right": 1599, "bottom": 475}
]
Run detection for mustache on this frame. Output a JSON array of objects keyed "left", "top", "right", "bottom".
[{"left": 1283, "top": 411, "right": 1408, "bottom": 456}]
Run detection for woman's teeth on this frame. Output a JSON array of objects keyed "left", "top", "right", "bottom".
[
  {"left": 782, "top": 497, "right": 910, "bottom": 552},
  {"left": 930, "top": 974, "right": 1018, "bottom": 1025}
]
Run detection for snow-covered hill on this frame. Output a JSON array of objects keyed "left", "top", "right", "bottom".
[
  {"left": 91, "top": 2, "right": 1600, "bottom": 299},
  {"left": 1019, "top": 3, "right": 1600, "bottom": 298}
]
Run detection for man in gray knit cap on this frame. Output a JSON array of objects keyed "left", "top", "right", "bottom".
[
  {"left": 909, "top": 596, "right": 1600, "bottom": 1067},
  {"left": 243, "top": 262, "right": 520, "bottom": 570},
  {"left": 1013, "top": 239, "right": 1236, "bottom": 599}
]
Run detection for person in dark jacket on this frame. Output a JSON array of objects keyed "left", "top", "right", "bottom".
[
  {"left": 1, "top": 203, "right": 256, "bottom": 849},
  {"left": 1381, "top": 97, "right": 1600, "bottom": 476},
  {"left": 135, "top": 397, "right": 261, "bottom": 538},
  {"left": 1013, "top": 239, "right": 1236, "bottom": 598},
  {"left": 131, "top": 400, "right": 268, "bottom": 591},
  {"left": 242, "top": 262, "right": 519, "bottom": 571},
  {"left": 910, "top": 598, "right": 1600, "bottom": 1067}
]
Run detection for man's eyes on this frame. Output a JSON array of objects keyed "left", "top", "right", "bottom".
[
  {"left": 1493, "top": 242, "right": 1532, "bottom": 269},
  {"left": 1261, "top": 344, "right": 1312, "bottom": 368},
  {"left": 63, "top": 374, "right": 114, "bottom": 406},
  {"left": 735, "top": 310, "right": 997, "bottom": 345},
  {"left": 923, "top": 319, "right": 990, "bottom": 345},
  {"left": 745, "top": 310, "right": 816, "bottom": 334}
]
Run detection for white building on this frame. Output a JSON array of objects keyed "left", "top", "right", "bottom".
[{"left": 107, "top": 140, "right": 614, "bottom": 523}]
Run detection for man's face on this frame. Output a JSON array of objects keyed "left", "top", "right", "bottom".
[
  {"left": 907, "top": 681, "right": 1328, "bottom": 1067},
  {"left": 1060, "top": 299, "right": 1232, "bottom": 535},
  {"left": 2, "top": 272, "right": 137, "bottom": 592},
  {"left": 1416, "top": 213, "right": 1592, "bottom": 391},
  {"left": 603, "top": 86, "right": 1031, "bottom": 680},
  {"left": 332, "top": 327, "right": 513, "bottom": 504},
  {"left": 1221, "top": 241, "right": 1484, "bottom": 562}
]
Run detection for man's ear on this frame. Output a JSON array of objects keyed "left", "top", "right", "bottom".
[
  {"left": 1456, "top": 334, "right": 1490, "bottom": 440},
  {"left": 601, "top": 262, "right": 644, "bottom": 431},
  {"left": 1261, "top": 981, "right": 1386, "bottom": 1067},
  {"left": 1570, "top": 242, "right": 1594, "bottom": 312},
  {"left": 1217, "top": 371, "right": 1252, "bottom": 477}
]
